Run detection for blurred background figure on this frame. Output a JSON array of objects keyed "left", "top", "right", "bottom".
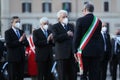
[
  {"left": 33, "top": 17, "right": 54, "bottom": 80},
  {"left": 25, "top": 28, "right": 38, "bottom": 80},
  {"left": 0, "top": 40, "right": 4, "bottom": 61},
  {"left": 0, "top": 39, "right": 4, "bottom": 79},
  {"left": 0, "top": 38, "right": 8, "bottom": 80},
  {"left": 100, "top": 22, "right": 112, "bottom": 80},
  {"left": 110, "top": 29, "right": 120, "bottom": 80}
]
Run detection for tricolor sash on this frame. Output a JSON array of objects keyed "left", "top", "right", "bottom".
[
  {"left": 77, "top": 16, "right": 100, "bottom": 75},
  {"left": 28, "top": 36, "right": 35, "bottom": 53}
]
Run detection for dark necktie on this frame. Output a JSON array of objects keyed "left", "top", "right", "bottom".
[
  {"left": 64, "top": 25, "right": 68, "bottom": 31},
  {"left": 16, "top": 30, "right": 20, "bottom": 39},
  {"left": 114, "top": 39, "right": 117, "bottom": 54},
  {"left": 44, "top": 30, "right": 48, "bottom": 38},
  {"left": 104, "top": 33, "right": 108, "bottom": 51},
  {"left": 104, "top": 33, "right": 107, "bottom": 40}
]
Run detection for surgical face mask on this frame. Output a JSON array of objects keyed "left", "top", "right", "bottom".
[
  {"left": 15, "top": 22, "right": 21, "bottom": 29},
  {"left": 43, "top": 25, "right": 48, "bottom": 30},
  {"left": 62, "top": 18, "right": 68, "bottom": 24},
  {"left": 102, "top": 27, "right": 107, "bottom": 32}
]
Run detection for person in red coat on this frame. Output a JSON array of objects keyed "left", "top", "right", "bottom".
[{"left": 26, "top": 35, "right": 38, "bottom": 80}]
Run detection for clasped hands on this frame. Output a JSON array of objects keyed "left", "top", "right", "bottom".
[
  {"left": 19, "top": 33, "right": 26, "bottom": 42},
  {"left": 47, "top": 33, "right": 53, "bottom": 42},
  {"left": 67, "top": 30, "right": 73, "bottom": 37},
  {"left": 74, "top": 54, "right": 79, "bottom": 62}
]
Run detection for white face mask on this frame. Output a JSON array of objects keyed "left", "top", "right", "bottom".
[
  {"left": 62, "top": 18, "right": 68, "bottom": 24},
  {"left": 102, "top": 27, "right": 107, "bottom": 32},
  {"left": 15, "top": 22, "right": 21, "bottom": 29},
  {"left": 43, "top": 25, "right": 48, "bottom": 30}
]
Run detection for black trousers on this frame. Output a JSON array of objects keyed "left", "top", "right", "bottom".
[
  {"left": 81, "top": 56, "right": 101, "bottom": 80},
  {"left": 37, "top": 60, "right": 53, "bottom": 80},
  {"left": 110, "top": 54, "right": 120, "bottom": 80},
  {"left": 57, "top": 58, "right": 77, "bottom": 80},
  {"left": 8, "top": 62, "right": 24, "bottom": 80},
  {"left": 100, "top": 53, "right": 110, "bottom": 80}
]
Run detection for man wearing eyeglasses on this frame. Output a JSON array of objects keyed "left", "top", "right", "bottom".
[
  {"left": 5, "top": 16, "right": 29, "bottom": 80},
  {"left": 52, "top": 10, "right": 77, "bottom": 80},
  {"left": 73, "top": 2, "right": 104, "bottom": 80}
]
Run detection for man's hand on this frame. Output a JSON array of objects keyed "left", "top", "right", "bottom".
[
  {"left": 74, "top": 53, "right": 79, "bottom": 62},
  {"left": 19, "top": 33, "right": 26, "bottom": 42},
  {"left": 67, "top": 30, "right": 73, "bottom": 37},
  {"left": 47, "top": 33, "right": 53, "bottom": 42}
]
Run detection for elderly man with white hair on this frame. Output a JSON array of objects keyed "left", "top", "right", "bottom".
[
  {"left": 33, "top": 17, "right": 54, "bottom": 80},
  {"left": 52, "top": 10, "right": 77, "bottom": 80}
]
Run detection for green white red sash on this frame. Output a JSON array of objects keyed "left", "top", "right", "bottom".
[
  {"left": 77, "top": 16, "right": 100, "bottom": 75},
  {"left": 28, "top": 36, "right": 35, "bottom": 53}
]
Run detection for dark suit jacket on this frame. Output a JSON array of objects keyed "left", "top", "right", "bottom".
[
  {"left": 0, "top": 40, "right": 4, "bottom": 60},
  {"left": 102, "top": 32, "right": 112, "bottom": 56},
  {"left": 33, "top": 28, "right": 53, "bottom": 62},
  {"left": 5, "top": 28, "right": 29, "bottom": 62},
  {"left": 111, "top": 38, "right": 120, "bottom": 58},
  {"left": 52, "top": 22, "right": 74, "bottom": 60},
  {"left": 105, "top": 33, "right": 111, "bottom": 53},
  {"left": 73, "top": 14, "right": 104, "bottom": 57}
]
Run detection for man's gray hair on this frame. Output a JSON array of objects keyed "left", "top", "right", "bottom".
[
  {"left": 40, "top": 17, "right": 49, "bottom": 24},
  {"left": 57, "top": 10, "right": 68, "bottom": 18},
  {"left": 84, "top": 2, "right": 94, "bottom": 12},
  {"left": 11, "top": 16, "right": 19, "bottom": 23}
]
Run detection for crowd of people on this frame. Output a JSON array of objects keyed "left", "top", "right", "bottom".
[{"left": 0, "top": 2, "right": 119, "bottom": 80}]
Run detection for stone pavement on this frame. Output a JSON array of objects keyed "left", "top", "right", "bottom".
[
  {"left": 24, "top": 66, "right": 120, "bottom": 80},
  {"left": 24, "top": 74, "right": 119, "bottom": 80}
]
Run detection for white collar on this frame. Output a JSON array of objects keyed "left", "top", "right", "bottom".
[
  {"left": 12, "top": 26, "right": 18, "bottom": 32},
  {"left": 40, "top": 27, "right": 47, "bottom": 32},
  {"left": 101, "top": 31, "right": 106, "bottom": 34},
  {"left": 61, "top": 23, "right": 64, "bottom": 27},
  {"left": 61, "top": 23, "right": 68, "bottom": 29}
]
